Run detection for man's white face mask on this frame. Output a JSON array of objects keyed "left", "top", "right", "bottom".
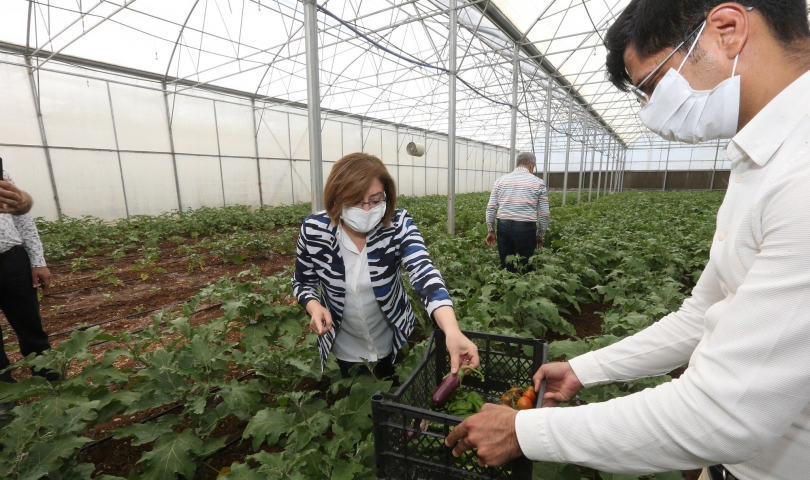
[{"left": 633, "top": 22, "right": 741, "bottom": 144}]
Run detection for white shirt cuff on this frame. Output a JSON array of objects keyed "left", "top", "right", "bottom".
[
  {"left": 515, "top": 409, "right": 561, "bottom": 462},
  {"left": 568, "top": 352, "right": 612, "bottom": 388}
]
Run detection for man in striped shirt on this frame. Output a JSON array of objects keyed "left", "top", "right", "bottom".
[{"left": 485, "top": 153, "right": 549, "bottom": 273}]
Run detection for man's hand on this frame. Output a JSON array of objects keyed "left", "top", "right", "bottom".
[
  {"left": 0, "top": 180, "right": 33, "bottom": 215},
  {"left": 536, "top": 237, "right": 544, "bottom": 249},
  {"left": 445, "top": 403, "right": 522, "bottom": 467},
  {"left": 32, "top": 267, "right": 52, "bottom": 289},
  {"left": 486, "top": 232, "right": 496, "bottom": 247},
  {"left": 533, "top": 362, "right": 584, "bottom": 407},
  {"left": 306, "top": 301, "right": 333, "bottom": 336}
]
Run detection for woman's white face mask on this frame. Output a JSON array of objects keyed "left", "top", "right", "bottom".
[
  {"left": 637, "top": 22, "right": 741, "bottom": 144},
  {"left": 342, "top": 202, "right": 386, "bottom": 233}
]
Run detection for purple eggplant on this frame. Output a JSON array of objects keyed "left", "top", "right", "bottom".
[
  {"left": 432, "top": 374, "right": 461, "bottom": 407},
  {"left": 431, "top": 366, "right": 484, "bottom": 408}
]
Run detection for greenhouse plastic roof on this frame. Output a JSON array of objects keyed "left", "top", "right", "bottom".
[{"left": 0, "top": 0, "right": 654, "bottom": 151}]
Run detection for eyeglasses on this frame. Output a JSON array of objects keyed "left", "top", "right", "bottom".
[
  {"left": 629, "top": 7, "right": 753, "bottom": 105},
  {"left": 353, "top": 195, "right": 386, "bottom": 209}
]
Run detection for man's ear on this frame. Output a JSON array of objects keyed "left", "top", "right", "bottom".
[{"left": 706, "top": 3, "right": 750, "bottom": 60}]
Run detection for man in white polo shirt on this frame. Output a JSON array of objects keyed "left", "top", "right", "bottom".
[{"left": 446, "top": 2, "right": 810, "bottom": 479}]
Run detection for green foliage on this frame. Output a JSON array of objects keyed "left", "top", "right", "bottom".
[{"left": 5, "top": 191, "right": 723, "bottom": 479}]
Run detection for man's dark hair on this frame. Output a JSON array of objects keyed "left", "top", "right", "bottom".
[{"left": 605, "top": 0, "right": 810, "bottom": 91}]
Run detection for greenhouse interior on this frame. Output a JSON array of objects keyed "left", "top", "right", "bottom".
[{"left": 1, "top": 0, "right": 808, "bottom": 479}]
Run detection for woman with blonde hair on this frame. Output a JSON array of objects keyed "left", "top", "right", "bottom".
[{"left": 293, "top": 153, "right": 479, "bottom": 379}]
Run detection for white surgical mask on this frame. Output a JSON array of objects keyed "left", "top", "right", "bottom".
[
  {"left": 341, "top": 202, "right": 386, "bottom": 233},
  {"left": 638, "top": 22, "right": 741, "bottom": 144}
]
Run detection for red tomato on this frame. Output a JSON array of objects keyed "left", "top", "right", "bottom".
[
  {"left": 517, "top": 397, "right": 533, "bottom": 410},
  {"left": 522, "top": 390, "right": 537, "bottom": 403}
]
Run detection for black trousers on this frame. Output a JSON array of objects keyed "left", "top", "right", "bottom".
[
  {"left": 0, "top": 247, "right": 51, "bottom": 383},
  {"left": 496, "top": 220, "right": 537, "bottom": 273}
]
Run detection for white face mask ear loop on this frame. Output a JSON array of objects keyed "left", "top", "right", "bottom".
[
  {"left": 678, "top": 22, "right": 708, "bottom": 72},
  {"left": 731, "top": 54, "right": 739, "bottom": 77}
]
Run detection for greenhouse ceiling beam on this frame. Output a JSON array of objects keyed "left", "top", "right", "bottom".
[
  {"left": 30, "top": 0, "right": 107, "bottom": 57},
  {"left": 471, "top": 0, "right": 625, "bottom": 149},
  {"left": 166, "top": 0, "right": 428, "bottom": 89},
  {"left": 32, "top": 0, "right": 141, "bottom": 72}
]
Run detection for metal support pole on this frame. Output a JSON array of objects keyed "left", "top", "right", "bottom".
[
  {"left": 663, "top": 142, "right": 671, "bottom": 191},
  {"left": 447, "top": 0, "right": 457, "bottom": 235},
  {"left": 251, "top": 98, "right": 264, "bottom": 205},
  {"left": 596, "top": 136, "right": 604, "bottom": 200},
  {"left": 303, "top": 0, "right": 324, "bottom": 212},
  {"left": 212, "top": 101, "right": 226, "bottom": 207},
  {"left": 161, "top": 82, "right": 183, "bottom": 212},
  {"left": 543, "top": 80, "right": 552, "bottom": 184},
  {"left": 25, "top": 57, "right": 62, "bottom": 217},
  {"left": 602, "top": 137, "right": 613, "bottom": 197},
  {"left": 588, "top": 123, "right": 596, "bottom": 202},
  {"left": 577, "top": 115, "right": 586, "bottom": 204},
  {"left": 562, "top": 95, "right": 573, "bottom": 206},
  {"left": 509, "top": 42, "right": 519, "bottom": 169},
  {"left": 710, "top": 139, "right": 721, "bottom": 190},
  {"left": 106, "top": 81, "right": 130, "bottom": 218}
]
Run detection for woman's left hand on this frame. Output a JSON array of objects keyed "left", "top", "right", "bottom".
[{"left": 445, "top": 330, "right": 480, "bottom": 374}]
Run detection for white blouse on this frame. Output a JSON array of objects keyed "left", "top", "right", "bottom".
[
  {"left": 331, "top": 225, "right": 395, "bottom": 363},
  {"left": 516, "top": 71, "right": 810, "bottom": 479}
]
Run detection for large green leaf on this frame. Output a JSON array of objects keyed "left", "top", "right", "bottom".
[
  {"left": 18, "top": 435, "right": 90, "bottom": 480},
  {"left": 243, "top": 408, "right": 297, "bottom": 449},
  {"left": 135, "top": 429, "right": 203, "bottom": 480}
]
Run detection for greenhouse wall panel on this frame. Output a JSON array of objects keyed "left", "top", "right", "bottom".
[
  {"left": 119, "top": 153, "right": 180, "bottom": 217},
  {"left": 215, "top": 102, "right": 258, "bottom": 158},
  {"left": 342, "top": 122, "right": 363, "bottom": 156},
  {"left": 221, "top": 157, "right": 261, "bottom": 207},
  {"left": 256, "top": 109, "right": 291, "bottom": 159},
  {"left": 0, "top": 63, "right": 42, "bottom": 146},
  {"left": 175, "top": 155, "right": 225, "bottom": 210},
  {"left": 412, "top": 167, "right": 426, "bottom": 197},
  {"left": 321, "top": 120, "right": 343, "bottom": 162},
  {"left": 363, "top": 127, "right": 384, "bottom": 162},
  {"left": 381, "top": 129, "right": 398, "bottom": 165},
  {"left": 398, "top": 165, "right": 413, "bottom": 197},
  {"left": 259, "top": 159, "right": 294, "bottom": 206},
  {"left": 426, "top": 167, "right": 439, "bottom": 196},
  {"left": 396, "top": 132, "right": 412, "bottom": 167},
  {"left": 50, "top": 149, "right": 127, "bottom": 220},
  {"left": 39, "top": 72, "right": 117, "bottom": 150},
  {"left": 169, "top": 95, "right": 219, "bottom": 156},
  {"left": 108, "top": 83, "right": 172, "bottom": 153},
  {"left": 1, "top": 146, "right": 58, "bottom": 219},
  {"left": 438, "top": 169, "right": 449, "bottom": 196},
  {"left": 289, "top": 115, "right": 310, "bottom": 160},
  {"left": 291, "top": 160, "right": 312, "bottom": 203}
]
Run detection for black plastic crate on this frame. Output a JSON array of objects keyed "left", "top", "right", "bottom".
[{"left": 371, "top": 329, "right": 549, "bottom": 479}]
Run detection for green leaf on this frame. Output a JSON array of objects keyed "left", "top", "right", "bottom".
[
  {"left": 136, "top": 429, "right": 203, "bottom": 480},
  {"left": 112, "top": 416, "right": 178, "bottom": 446},
  {"left": 217, "top": 380, "right": 262, "bottom": 421},
  {"left": 243, "top": 408, "right": 297, "bottom": 450},
  {"left": 18, "top": 435, "right": 90, "bottom": 480}
]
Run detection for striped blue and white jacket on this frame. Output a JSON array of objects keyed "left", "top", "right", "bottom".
[{"left": 292, "top": 209, "right": 453, "bottom": 371}]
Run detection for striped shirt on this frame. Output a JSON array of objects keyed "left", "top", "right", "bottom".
[{"left": 486, "top": 167, "right": 549, "bottom": 238}]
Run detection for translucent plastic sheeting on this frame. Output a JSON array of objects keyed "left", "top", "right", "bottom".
[
  {"left": 0, "top": 61, "right": 42, "bottom": 147},
  {"left": 259, "top": 159, "right": 295, "bottom": 206},
  {"left": 50, "top": 149, "right": 127, "bottom": 219},
  {"left": 0, "top": 146, "right": 58, "bottom": 219},
  {"left": 119, "top": 152, "right": 181, "bottom": 216},
  {"left": 175, "top": 155, "right": 226, "bottom": 210},
  {"left": 108, "top": 83, "right": 173, "bottom": 153}
]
